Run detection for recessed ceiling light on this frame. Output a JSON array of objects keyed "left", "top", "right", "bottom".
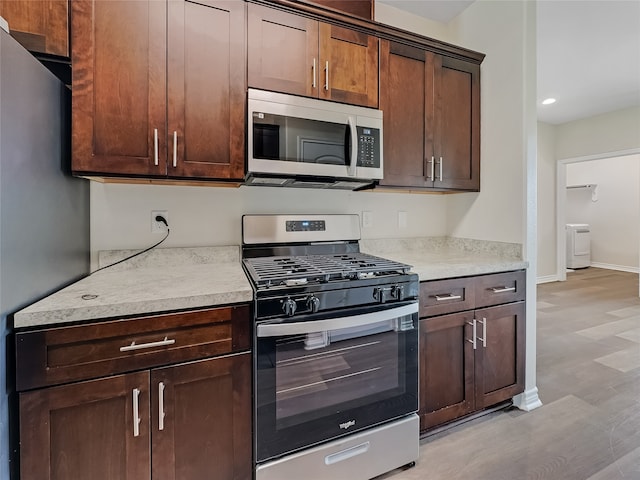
[{"left": 542, "top": 98, "right": 556, "bottom": 105}]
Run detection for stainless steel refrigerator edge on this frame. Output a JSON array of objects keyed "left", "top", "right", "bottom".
[{"left": 0, "top": 28, "right": 90, "bottom": 479}]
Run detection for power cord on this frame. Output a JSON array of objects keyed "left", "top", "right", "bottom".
[{"left": 91, "top": 215, "right": 171, "bottom": 274}]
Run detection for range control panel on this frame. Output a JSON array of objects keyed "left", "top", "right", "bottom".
[{"left": 285, "top": 220, "right": 326, "bottom": 232}]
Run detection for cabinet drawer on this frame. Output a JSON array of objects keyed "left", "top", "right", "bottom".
[
  {"left": 16, "top": 305, "right": 251, "bottom": 391},
  {"left": 420, "top": 277, "right": 475, "bottom": 317},
  {"left": 475, "top": 271, "right": 526, "bottom": 308}
]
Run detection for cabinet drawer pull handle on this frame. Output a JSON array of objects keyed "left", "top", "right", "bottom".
[
  {"left": 434, "top": 293, "right": 462, "bottom": 302},
  {"left": 120, "top": 336, "right": 176, "bottom": 352},
  {"left": 324, "top": 60, "right": 329, "bottom": 91},
  {"left": 312, "top": 58, "right": 317, "bottom": 88},
  {"left": 490, "top": 286, "right": 516, "bottom": 293},
  {"left": 477, "top": 317, "right": 487, "bottom": 347},
  {"left": 132, "top": 388, "right": 141, "bottom": 437},
  {"left": 172, "top": 131, "right": 177, "bottom": 168},
  {"left": 153, "top": 128, "right": 159, "bottom": 166},
  {"left": 466, "top": 319, "right": 477, "bottom": 350},
  {"left": 158, "top": 382, "right": 166, "bottom": 431}
]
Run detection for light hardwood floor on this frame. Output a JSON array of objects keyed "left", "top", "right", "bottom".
[{"left": 380, "top": 268, "right": 640, "bottom": 480}]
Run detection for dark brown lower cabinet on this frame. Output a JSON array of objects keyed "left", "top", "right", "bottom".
[
  {"left": 152, "top": 353, "right": 252, "bottom": 480},
  {"left": 419, "top": 287, "right": 525, "bottom": 431},
  {"left": 19, "top": 372, "right": 152, "bottom": 480},
  {"left": 420, "top": 311, "right": 475, "bottom": 429},
  {"left": 19, "top": 353, "right": 252, "bottom": 480}
]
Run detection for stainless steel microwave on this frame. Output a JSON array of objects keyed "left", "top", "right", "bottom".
[{"left": 246, "top": 89, "right": 383, "bottom": 190}]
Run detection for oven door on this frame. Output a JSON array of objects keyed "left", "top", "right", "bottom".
[{"left": 255, "top": 301, "right": 418, "bottom": 463}]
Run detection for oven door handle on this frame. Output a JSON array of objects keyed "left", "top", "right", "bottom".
[{"left": 256, "top": 303, "right": 418, "bottom": 337}]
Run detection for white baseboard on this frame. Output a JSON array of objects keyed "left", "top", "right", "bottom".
[
  {"left": 537, "top": 274, "right": 559, "bottom": 284},
  {"left": 590, "top": 262, "right": 640, "bottom": 274},
  {"left": 512, "top": 387, "right": 543, "bottom": 412}
]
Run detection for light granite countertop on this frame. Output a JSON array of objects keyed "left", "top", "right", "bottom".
[
  {"left": 13, "top": 246, "right": 253, "bottom": 329},
  {"left": 14, "top": 238, "right": 528, "bottom": 330},
  {"left": 360, "top": 237, "right": 528, "bottom": 281}
]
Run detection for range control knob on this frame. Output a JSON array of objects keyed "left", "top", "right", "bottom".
[
  {"left": 282, "top": 297, "right": 297, "bottom": 317},
  {"left": 306, "top": 295, "right": 320, "bottom": 313}
]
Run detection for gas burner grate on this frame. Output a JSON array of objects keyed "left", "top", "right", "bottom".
[{"left": 243, "top": 253, "right": 412, "bottom": 288}]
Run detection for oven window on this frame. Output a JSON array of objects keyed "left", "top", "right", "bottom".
[
  {"left": 274, "top": 318, "right": 405, "bottom": 430},
  {"left": 253, "top": 113, "right": 348, "bottom": 166}
]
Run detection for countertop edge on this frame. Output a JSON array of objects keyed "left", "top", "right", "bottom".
[{"left": 14, "top": 289, "right": 254, "bottom": 329}]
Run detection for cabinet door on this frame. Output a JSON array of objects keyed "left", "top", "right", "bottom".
[
  {"left": 433, "top": 55, "right": 480, "bottom": 191},
  {"left": 319, "top": 22, "right": 378, "bottom": 107},
  {"left": 474, "top": 302, "right": 525, "bottom": 409},
  {"left": 168, "top": 0, "right": 245, "bottom": 180},
  {"left": 151, "top": 352, "right": 252, "bottom": 480},
  {"left": 419, "top": 311, "right": 475, "bottom": 430},
  {"left": 0, "top": 0, "right": 68, "bottom": 56},
  {"left": 71, "top": 0, "right": 167, "bottom": 176},
  {"left": 248, "top": 4, "right": 318, "bottom": 98},
  {"left": 379, "top": 41, "right": 432, "bottom": 188},
  {"left": 19, "top": 372, "right": 151, "bottom": 480}
]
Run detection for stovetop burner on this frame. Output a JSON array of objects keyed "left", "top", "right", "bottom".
[{"left": 243, "top": 252, "right": 411, "bottom": 288}]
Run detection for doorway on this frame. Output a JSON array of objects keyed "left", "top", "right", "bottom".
[{"left": 556, "top": 149, "right": 640, "bottom": 295}]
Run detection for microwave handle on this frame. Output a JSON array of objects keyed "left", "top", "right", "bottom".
[
  {"left": 257, "top": 302, "right": 418, "bottom": 337},
  {"left": 347, "top": 116, "right": 358, "bottom": 176}
]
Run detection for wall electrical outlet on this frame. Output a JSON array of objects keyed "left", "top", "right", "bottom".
[
  {"left": 398, "top": 211, "right": 408, "bottom": 229},
  {"left": 362, "top": 211, "right": 373, "bottom": 228},
  {"left": 151, "top": 210, "right": 169, "bottom": 233}
]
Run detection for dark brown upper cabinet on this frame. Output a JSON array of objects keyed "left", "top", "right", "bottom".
[
  {"left": 248, "top": 3, "right": 378, "bottom": 108},
  {"left": 0, "top": 0, "right": 69, "bottom": 56},
  {"left": 71, "top": 0, "right": 246, "bottom": 181},
  {"left": 379, "top": 40, "right": 480, "bottom": 191}
]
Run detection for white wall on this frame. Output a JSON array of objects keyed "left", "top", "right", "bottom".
[
  {"left": 90, "top": 183, "right": 448, "bottom": 265},
  {"left": 445, "top": 0, "right": 531, "bottom": 245},
  {"left": 556, "top": 106, "right": 640, "bottom": 160},
  {"left": 566, "top": 155, "right": 640, "bottom": 271},
  {"left": 374, "top": 2, "right": 453, "bottom": 42},
  {"left": 537, "top": 121, "right": 557, "bottom": 279}
]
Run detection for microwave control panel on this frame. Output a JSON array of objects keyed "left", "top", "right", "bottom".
[{"left": 356, "top": 127, "right": 381, "bottom": 168}]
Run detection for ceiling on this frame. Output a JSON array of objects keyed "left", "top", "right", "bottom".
[{"left": 377, "top": 0, "right": 640, "bottom": 125}]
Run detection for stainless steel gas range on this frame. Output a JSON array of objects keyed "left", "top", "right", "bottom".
[{"left": 242, "top": 214, "right": 420, "bottom": 480}]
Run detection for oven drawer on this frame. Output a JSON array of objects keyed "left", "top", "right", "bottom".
[
  {"left": 15, "top": 305, "right": 250, "bottom": 391},
  {"left": 419, "top": 277, "right": 475, "bottom": 318},
  {"left": 474, "top": 271, "right": 526, "bottom": 308}
]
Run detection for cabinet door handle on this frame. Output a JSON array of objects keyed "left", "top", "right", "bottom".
[
  {"left": 466, "top": 319, "right": 477, "bottom": 350},
  {"left": 153, "top": 128, "right": 159, "bottom": 166},
  {"left": 324, "top": 60, "right": 329, "bottom": 91},
  {"left": 132, "top": 388, "right": 141, "bottom": 437},
  {"left": 434, "top": 293, "right": 462, "bottom": 302},
  {"left": 490, "top": 286, "right": 516, "bottom": 293},
  {"left": 120, "top": 336, "right": 176, "bottom": 352},
  {"left": 438, "top": 156, "right": 443, "bottom": 181},
  {"left": 312, "top": 58, "right": 317, "bottom": 89},
  {"left": 158, "top": 382, "right": 166, "bottom": 431},
  {"left": 172, "top": 131, "right": 178, "bottom": 168},
  {"left": 477, "top": 317, "right": 487, "bottom": 348},
  {"left": 425, "top": 156, "right": 435, "bottom": 180}
]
